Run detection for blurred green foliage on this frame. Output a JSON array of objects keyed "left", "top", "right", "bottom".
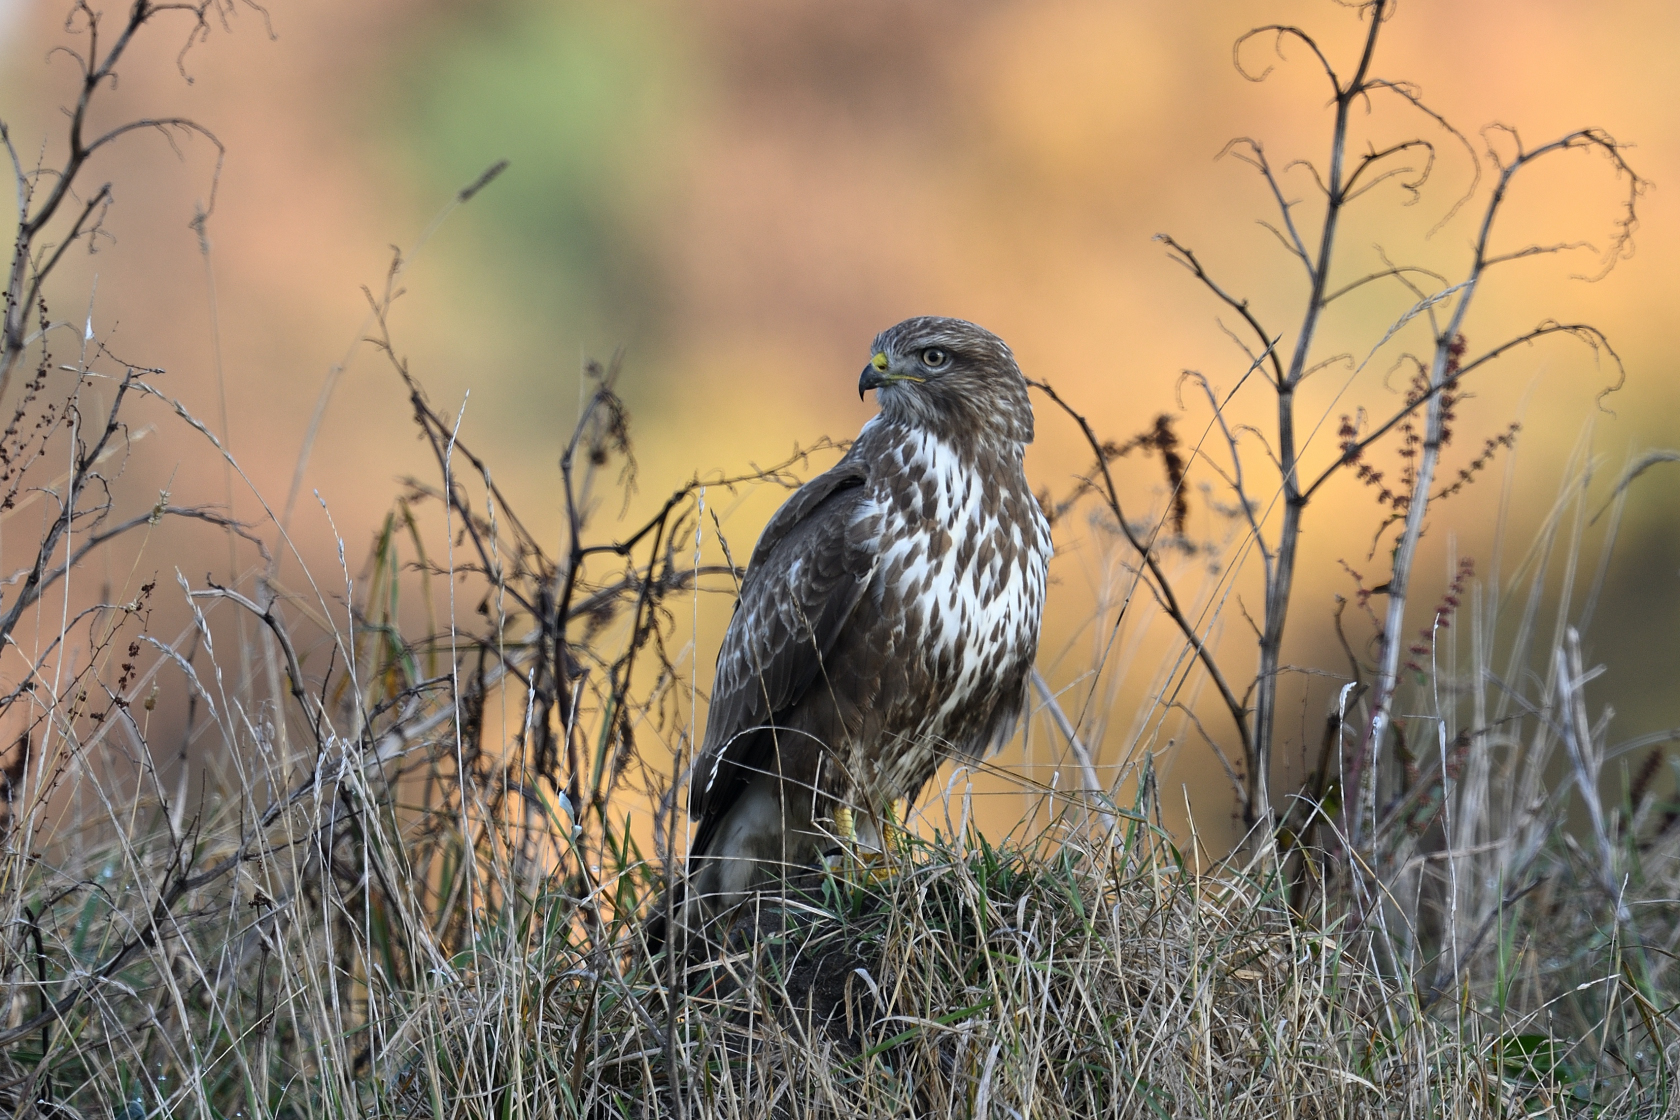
[{"left": 392, "top": 0, "right": 692, "bottom": 353}]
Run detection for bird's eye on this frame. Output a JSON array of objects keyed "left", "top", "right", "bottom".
[{"left": 920, "top": 347, "right": 949, "bottom": 369}]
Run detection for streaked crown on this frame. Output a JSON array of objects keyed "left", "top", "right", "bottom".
[{"left": 861, "top": 317, "right": 1034, "bottom": 445}]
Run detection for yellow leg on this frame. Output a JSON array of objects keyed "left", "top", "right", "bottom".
[{"left": 828, "top": 804, "right": 899, "bottom": 884}]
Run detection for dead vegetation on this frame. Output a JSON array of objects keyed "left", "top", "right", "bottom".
[{"left": 0, "top": 2, "right": 1677, "bottom": 1117}]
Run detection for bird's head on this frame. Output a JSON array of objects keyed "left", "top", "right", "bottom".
[{"left": 858, "top": 317, "right": 1034, "bottom": 445}]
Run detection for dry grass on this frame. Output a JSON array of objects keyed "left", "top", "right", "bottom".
[
  {"left": 5, "top": 3, "right": 1680, "bottom": 1117},
  {"left": 4, "top": 683, "right": 1675, "bottom": 1119},
  {"left": 0, "top": 331, "right": 1674, "bottom": 1117}
]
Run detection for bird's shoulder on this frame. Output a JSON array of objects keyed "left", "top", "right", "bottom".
[{"left": 744, "top": 437, "right": 879, "bottom": 573}]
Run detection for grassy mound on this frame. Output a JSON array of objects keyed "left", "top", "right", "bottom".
[{"left": 368, "top": 817, "right": 1670, "bottom": 1118}]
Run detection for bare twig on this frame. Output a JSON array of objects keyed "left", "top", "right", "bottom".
[
  {"left": 1030, "top": 377, "right": 1253, "bottom": 772},
  {"left": 3, "top": 1, "right": 230, "bottom": 399},
  {"left": 1356, "top": 129, "right": 1643, "bottom": 847},
  {"left": 1030, "top": 667, "right": 1114, "bottom": 834}
]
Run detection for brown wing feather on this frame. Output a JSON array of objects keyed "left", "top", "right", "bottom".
[{"left": 689, "top": 451, "right": 875, "bottom": 851}]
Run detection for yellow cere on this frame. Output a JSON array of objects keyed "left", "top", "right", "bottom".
[{"left": 871, "top": 352, "right": 889, "bottom": 370}]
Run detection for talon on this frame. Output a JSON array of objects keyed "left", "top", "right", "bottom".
[{"left": 833, "top": 805, "right": 855, "bottom": 842}]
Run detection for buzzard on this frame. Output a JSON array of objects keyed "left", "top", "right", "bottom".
[{"left": 674, "top": 316, "right": 1050, "bottom": 936}]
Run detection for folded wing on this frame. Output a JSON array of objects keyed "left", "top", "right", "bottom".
[{"left": 689, "top": 453, "right": 876, "bottom": 851}]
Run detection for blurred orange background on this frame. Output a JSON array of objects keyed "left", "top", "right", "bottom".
[{"left": 2, "top": 0, "right": 1675, "bottom": 853}]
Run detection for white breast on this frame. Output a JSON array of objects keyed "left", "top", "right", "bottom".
[{"left": 871, "top": 431, "right": 1049, "bottom": 732}]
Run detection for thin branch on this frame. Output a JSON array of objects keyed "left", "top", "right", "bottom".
[
  {"left": 0, "top": 366, "right": 144, "bottom": 646},
  {"left": 1233, "top": 25, "right": 1340, "bottom": 91},
  {"left": 1302, "top": 322, "right": 1618, "bottom": 504},
  {"left": 1342, "top": 138, "right": 1434, "bottom": 205},
  {"left": 1362, "top": 79, "right": 1481, "bottom": 236},
  {"left": 1239, "top": 0, "right": 1388, "bottom": 833},
  {"left": 1031, "top": 667, "right": 1116, "bottom": 834},
  {"left": 1181, "top": 369, "right": 1271, "bottom": 576},
  {"left": 1220, "top": 138, "right": 1314, "bottom": 280},
  {"left": 189, "top": 583, "right": 315, "bottom": 744},
  {"left": 1321, "top": 263, "right": 1448, "bottom": 307},
  {"left": 1030, "top": 377, "right": 1253, "bottom": 765},
  {"left": 1170, "top": 699, "right": 1248, "bottom": 811},
  {"left": 1155, "top": 234, "right": 1286, "bottom": 389},
  {"left": 1356, "top": 126, "right": 1643, "bottom": 847},
  {"left": 30, "top": 504, "right": 266, "bottom": 606},
  {"left": 3, "top": 1, "right": 229, "bottom": 398}
]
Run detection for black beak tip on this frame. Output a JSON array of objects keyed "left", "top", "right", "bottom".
[{"left": 859, "top": 365, "right": 883, "bottom": 400}]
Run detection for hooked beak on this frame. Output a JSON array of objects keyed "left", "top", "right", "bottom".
[
  {"left": 858, "top": 366, "right": 883, "bottom": 399},
  {"left": 858, "top": 351, "right": 890, "bottom": 399},
  {"left": 859, "top": 351, "right": 923, "bottom": 399}
]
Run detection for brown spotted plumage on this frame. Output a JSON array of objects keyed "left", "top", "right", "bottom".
[{"left": 675, "top": 317, "right": 1050, "bottom": 935}]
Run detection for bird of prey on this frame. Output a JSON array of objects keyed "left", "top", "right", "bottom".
[{"left": 673, "top": 316, "right": 1050, "bottom": 937}]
